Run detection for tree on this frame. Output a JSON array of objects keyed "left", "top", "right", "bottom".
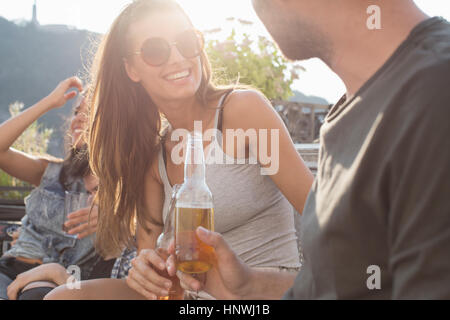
[{"left": 205, "top": 20, "right": 304, "bottom": 100}]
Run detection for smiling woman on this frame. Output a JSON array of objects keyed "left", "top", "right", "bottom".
[{"left": 88, "top": 0, "right": 234, "bottom": 259}]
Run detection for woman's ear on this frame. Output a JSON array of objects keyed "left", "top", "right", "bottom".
[{"left": 123, "top": 58, "right": 141, "bottom": 83}]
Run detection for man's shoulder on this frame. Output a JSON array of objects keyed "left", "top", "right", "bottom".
[
  {"left": 406, "top": 18, "right": 450, "bottom": 102},
  {"left": 389, "top": 33, "right": 450, "bottom": 120}
]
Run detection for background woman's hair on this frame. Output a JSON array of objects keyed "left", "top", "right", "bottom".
[
  {"left": 58, "top": 144, "right": 90, "bottom": 190},
  {"left": 59, "top": 90, "right": 91, "bottom": 190},
  {"left": 89, "top": 0, "right": 235, "bottom": 257}
]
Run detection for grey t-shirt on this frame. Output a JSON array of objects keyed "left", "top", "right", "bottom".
[{"left": 285, "top": 17, "right": 450, "bottom": 299}]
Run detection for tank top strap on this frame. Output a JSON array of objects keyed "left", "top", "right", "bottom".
[
  {"left": 214, "top": 90, "right": 234, "bottom": 132},
  {"left": 158, "top": 144, "right": 173, "bottom": 189},
  {"left": 39, "top": 162, "right": 63, "bottom": 187}
]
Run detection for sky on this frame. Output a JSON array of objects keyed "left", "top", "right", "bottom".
[{"left": 1, "top": 0, "right": 449, "bottom": 103}]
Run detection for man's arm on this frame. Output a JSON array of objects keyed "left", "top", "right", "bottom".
[
  {"left": 388, "top": 90, "right": 450, "bottom": 299},
  {"left": 244, "top": 269, "right": 297, "bottom": 300}
]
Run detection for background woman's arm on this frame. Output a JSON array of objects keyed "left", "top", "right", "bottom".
[{"left": 0, "top": 76, "right": 82, "bottom": 186}]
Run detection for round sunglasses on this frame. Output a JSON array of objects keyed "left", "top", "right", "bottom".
[{"left": 131, "top": 29, "right": 204, "bottom": 67}]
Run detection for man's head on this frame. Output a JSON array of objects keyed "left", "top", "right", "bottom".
[
  {"left": 252, "top": 0, "right": 420, "bottom": 68},
  {"left": 251, "top": 0, "right": 335, "bottom": 63}
]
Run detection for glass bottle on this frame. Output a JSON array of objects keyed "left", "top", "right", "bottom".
[
  {"left": 175, "top": 132, "right": 215, "bottom": 274},
  {"left": 156, "top": 184, "right": 184, "bottom": 300}
]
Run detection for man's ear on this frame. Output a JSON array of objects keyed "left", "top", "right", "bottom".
[{"left": 123, "top": 58, "right": 141, "bottom": 83}]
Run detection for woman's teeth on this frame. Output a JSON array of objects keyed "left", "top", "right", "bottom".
[{"left": 165, "top": 70, "right": 190, "bottom": 81}]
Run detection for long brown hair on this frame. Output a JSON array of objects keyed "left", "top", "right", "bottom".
[{"left": 89, "top": 0, "right": 233, "bottom": 257}]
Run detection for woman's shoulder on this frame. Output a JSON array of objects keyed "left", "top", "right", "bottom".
[
  {"left": 224, "top": 89, "right": 269, "bottom": 110},
  {"left": 37, "top": 156, "right": 64, "bottom": 180},
  {"left": 222, "top": 89, "right": 277, "bottom": 129}
]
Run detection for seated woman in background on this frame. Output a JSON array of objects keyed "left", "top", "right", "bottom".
[
  {"left": 46, "top": 0, "right": 313, "bottom": 300},
  {"left": 6, "top": 171, "right": 119, "bottom": 300},
  {"left": 0, "top": 78, "right": 102, "bottom": 300}
]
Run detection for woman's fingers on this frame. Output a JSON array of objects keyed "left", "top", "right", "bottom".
[
  {"left": 125, "top": 249, "right": 174, "bottom": 299},
  {"left": 65, "top": 208, "right": 91, "bottom": 228},
  {"left": 126, "top": 275, "right": 157, "bottom": 300},
  {"left": 66, "top": 208, "right": 98, "bottom": 236},
  {"left": 68, "top": 220, "right": 96, "bottom": 237},
  {"left": 7, "top": 276, "right": 27, "bottom": 300},
  {"left": 48, "top": 76, "right": 83, "bottom": 108},
  {"left": 75, "top": 224, "right": 97, "bottom": 239},
  {"left": 7, "top": 282, "right": 19, "bottom": 300},
  {"left": 63, "top": 76, "right": 83, "bottom": 92},
  {"left": 64, "top": 91, "right": 78, "bottom": 101},
  {"left": 66, "top": 207, "right": 90, "bottom": 220},
  {"left": 131, "top": 253, "right": 172, "bottom": 289},
  {"left": 127, "top": 266, "right": 168, "bottom": 299}
]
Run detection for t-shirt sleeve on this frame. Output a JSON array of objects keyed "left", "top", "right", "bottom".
[{"left": 388, "top": 70, "right": 450, "bottom": 299}]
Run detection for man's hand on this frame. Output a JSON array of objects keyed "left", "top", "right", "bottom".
[
  {"left": 168, "top": 227, "right": 254, "bottom": 300},
  {"left": 64, "top": 205, "right": 98, "bottom": 239}
]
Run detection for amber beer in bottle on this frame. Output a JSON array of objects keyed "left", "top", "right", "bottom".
[
  {"left": 175, "top": 132, "right": 215, "bottom": 274},
  {"left": 156, "top": 185, "right": 184, "bottom": 300}
]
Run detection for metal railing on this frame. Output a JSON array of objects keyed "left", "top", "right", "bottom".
[{"left": 273, "top": 100, "right": 330, "bottom": 144}]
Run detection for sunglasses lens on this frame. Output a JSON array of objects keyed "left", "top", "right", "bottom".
[
  {"left": 141, "top": 38, "right": 170, "bottom": 66},
  {"left": 176, "top": 30, "right": 202, "bottom": 59}
]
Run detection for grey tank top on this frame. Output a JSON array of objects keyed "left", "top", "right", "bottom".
[{"left": 158, "top": 93, "right": 300, "bottom": 269}]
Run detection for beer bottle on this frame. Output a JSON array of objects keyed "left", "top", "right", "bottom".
[
  {"left": 175, "top": 131, "right": 215, "bottom": 274},
  {"left": 156, "top": 184, "right": 184, "bottom": 300}
]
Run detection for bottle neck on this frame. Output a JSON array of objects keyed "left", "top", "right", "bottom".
[{"left": 184, "top": 133, "right": 206, "bottom": 184}]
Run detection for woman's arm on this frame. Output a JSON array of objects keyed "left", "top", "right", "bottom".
[
  {"left": 0, "top": 77, "right": 83, "bottom": 186},
  {"left": 222, "top": 90, "right": 314, "bottom": 214},
  {"left": 7, "top": 263, "right": 69, "bottom": 300},
  {"left": 127, "top": 160, "right": 174, "bottom": 300},
  {"left": 136, "top": 159, "right": 165, "bottom": 252}
]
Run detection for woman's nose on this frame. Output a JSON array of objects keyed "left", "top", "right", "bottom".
[{"left": 167, "top": 43, "right": 186, "bottom": 65}]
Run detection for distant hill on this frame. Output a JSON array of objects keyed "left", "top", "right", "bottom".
[
  {"left": 0, "top": 17, "right": 100, "bottom": 156},
  {"left": 290, "top": 90, "right": 329, "bottom": 105}
]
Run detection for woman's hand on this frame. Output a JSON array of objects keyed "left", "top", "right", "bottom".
[
  {"left": 64, "top": 205, "right": 98, "bottom": 239},
  {"left": 126, "top": 249, "right": 174, "bottom": 300},
  {"left": 6, "top": 263, "right": 68, "bottom": 300},
  {"left": 44, "top": 76, "right": 83, "bottom": 110},
  {"left": 10, "top": 227, "right": 21, "bottom": 246}
]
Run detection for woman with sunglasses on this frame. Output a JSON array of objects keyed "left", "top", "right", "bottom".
[
  {"left": 0, "top": 78, "right": 100, "bottom": 300},
  {"left": 45, "top": 0, "right": 313, "bottom": 300}
]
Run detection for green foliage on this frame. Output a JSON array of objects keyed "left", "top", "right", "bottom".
[
  {"left": 8, "top": 102, "right": 53, "bottom": 156},
  {"left": 0, "top": 102, "right": 53, "bottom": 200},
  {"left": 206, "top": 28, "right": 303, "bottom": 100}
]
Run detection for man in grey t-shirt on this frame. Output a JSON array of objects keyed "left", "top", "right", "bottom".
[{"left": 176, "top": 0, "right": 450, "bottom": 299}]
